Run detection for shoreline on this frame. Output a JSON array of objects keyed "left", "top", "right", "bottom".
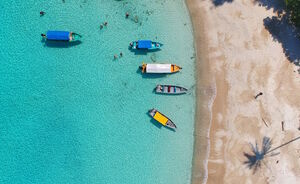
[
  {"left": 186, "top": 0, "right": 300, "bottom": 184},
  {"left": 185, "top": 0, "right": 215, "bottom": 183}
]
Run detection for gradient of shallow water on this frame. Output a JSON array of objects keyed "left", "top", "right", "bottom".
[{"left": 0, "top": 0, "right": 195, "bottom": 183}]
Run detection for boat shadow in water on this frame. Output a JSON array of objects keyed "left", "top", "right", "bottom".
[
  {"left": 150, "top": 118, "right": 162, "bottom": 129},
  {"left": 149, "top": 118, "right": 176, "bottom": 132},
  {"left": 42, "top": 40, "right": 82, "bottom": 48},
  {"left": 136, "top": 68, "right": 167, "bottom": 78},
  {"left": 128, "top": 47, "right": 161, "bottom": 55}
]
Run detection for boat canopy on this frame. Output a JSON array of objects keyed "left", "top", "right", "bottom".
[
  {"left": 146, "top": 64, "right": 171, "bottom": 73},
  {"left": 46, "top": 31, "right": 70, "bottom": 41},
  {"left": 153, "top": 112, "right": 168, "bottom": 125},
  {"left": 138, "top": 40, "right": 152, "bottom": 49}
]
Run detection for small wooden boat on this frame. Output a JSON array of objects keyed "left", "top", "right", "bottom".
[
  {"left": 148, "top": 109, "right": 177, "bottom": 129},
  {"left": 155, "top": 85, "right": 188, "bottom": 95},
  {"left": 42, "top": 31, "right": 82, "bottom": 42},
  {"left": 129, "top": 40, "right": 162, "bottom": 50},
  {"left": 139, "top": 63, "right": 182, "bottom": 74}
]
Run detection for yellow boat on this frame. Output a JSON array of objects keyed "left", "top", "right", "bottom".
[
  {"left": 139, "top": 63, "right": 182, "bottom": 74},
  {"left": 148, "top": 109, "right": 177, "bottom": 129}
]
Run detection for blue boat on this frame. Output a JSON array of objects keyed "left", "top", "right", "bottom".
[
  {"left": 42, "top": 31, "right": 82, "bottom": 42},
  {"left": 129, "top": 40, "right": 162, "bottom": 50}
]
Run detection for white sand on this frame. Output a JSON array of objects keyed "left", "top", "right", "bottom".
[{"left": 187, "top": 0, "right": 300, "bottom": 183}]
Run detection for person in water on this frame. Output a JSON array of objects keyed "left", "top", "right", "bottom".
[
  {"left": 114, "top": 54, "right": 118, "bottom": 60},
  {"left": 41, "top": 34, "right": 46, "bottom": 38},
  {"left": 120, "top": 52, "right": 123, "bottom": 57},
  {"left": 125, "top": 12, "right": 129, "bottom": 18},
  {"left": 104, "top": 22, "right": 108, "bottom": 26},
  {"left": 100, "top": 24, "right": 103, "bottom": 30},
  {"left": 40, "top": 11, "right": 45, "bottom": 16}
]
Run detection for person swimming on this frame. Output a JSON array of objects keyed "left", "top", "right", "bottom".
[
  {"left": 40, "top": 11, "right": 45, "bottom": 16},
  {"left": 125, "top": 12, "right": 129, "bottom": 18},
  {"left": 41, "top": 34, "right": 46, "bottom": 38}
]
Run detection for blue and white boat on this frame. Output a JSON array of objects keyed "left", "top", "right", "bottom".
[
  {"left": 42, "top": 31, "right": 82, "bottom": 42},
  {"left": 129, "top": 40, "right": 162, "bottom": 50}
]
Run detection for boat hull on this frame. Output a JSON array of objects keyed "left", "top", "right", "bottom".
[
  {"left": 140, "top": 63, "right": 182, "bottom": 74},
  {"left": 155, "top": 85, "right": 187, "bottom": 95},
  {"left": 130, "top": 41, "right": 162, "bottom": 50},
  {"left": 148, "top": 109, "right": 177, "bottom": 129},
  {"left": 45, "top": 31, "right": 81, "bottom": 42}
]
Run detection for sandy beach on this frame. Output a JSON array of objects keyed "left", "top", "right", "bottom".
[{"left": 186, "top": 0, "right": 300, "bottom": 183}]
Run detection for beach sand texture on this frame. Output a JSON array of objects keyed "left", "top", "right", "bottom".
[{"left": 187, "top": 0, "right": 300, "bottom": 183}]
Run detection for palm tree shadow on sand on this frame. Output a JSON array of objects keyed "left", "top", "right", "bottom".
[{"left": 244, "top": 136, "right": 300, "bottom": 174}]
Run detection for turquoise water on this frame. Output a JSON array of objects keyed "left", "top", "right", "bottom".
[{"left": 0, "top": 0, "right": 195, "bottom": 183}]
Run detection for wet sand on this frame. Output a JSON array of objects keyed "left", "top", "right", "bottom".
[{"left": 186, "top": 0, "right": 300, "bottom": 183}]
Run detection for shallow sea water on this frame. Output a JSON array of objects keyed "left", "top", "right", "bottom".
[{"left": 0, "top": 0, "right": 195, "bottom": 183}]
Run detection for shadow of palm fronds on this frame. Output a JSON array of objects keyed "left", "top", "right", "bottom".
[
  {"left": 243, "top": 136, "right": 300, "bottom": 174},
  {"left": 243, "top": 137, "right": 276, "bottom": 173}
]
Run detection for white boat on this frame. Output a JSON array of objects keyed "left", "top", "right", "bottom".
[{"left": 139, "top": 63, "right": 182, "bottom": 74}]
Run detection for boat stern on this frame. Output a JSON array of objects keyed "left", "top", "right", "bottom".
[
  {"left": 156, "top": 42, "right": 163, "bottom": 49},
  {"left": 148, "top": 108, "right": 156, "bottom": 117},
  {"left": 171, "top": 65, "right": 182, "bottom": 73},
  {"left": 155, "top": 85, "right": 163, "bottom": 93},
  {"left": 129, "top": 41, "right": 137, "bottom": 49},
  {"left": 151, "top": 42, "right": 162, "bottom": 49},
  {"left": 140, "top": 64, "right": 147, "bottom": 73},
  {"left": 181, "top": 87, "right": 188, "bottom": 93},
  {"left": 70, "top": 32, "right": 82, "bottom": 42},
  {"left": 166, "top": 120, "right": 177, "bottom": 129}
]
